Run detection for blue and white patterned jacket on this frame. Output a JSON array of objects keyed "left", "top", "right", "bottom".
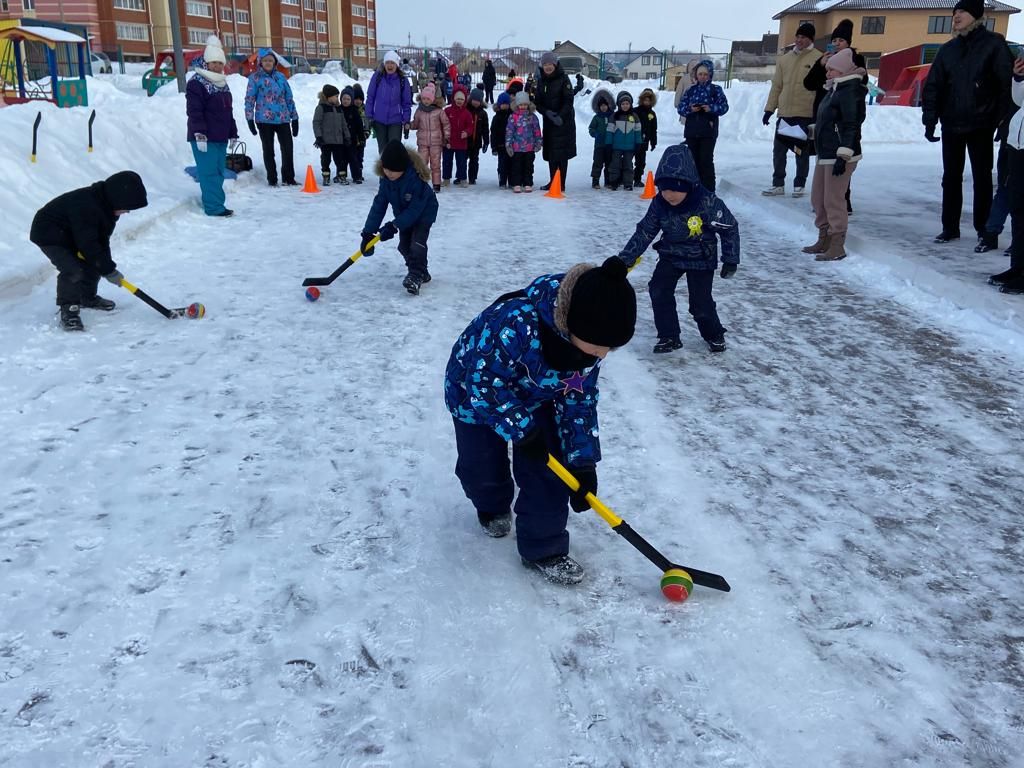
[{"left": 444, "top": 272, "right": 602, "bottom": 467}]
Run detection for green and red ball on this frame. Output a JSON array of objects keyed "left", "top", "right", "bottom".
[{"left": 660, "top": 568, "right": 693, "bottom": 602}]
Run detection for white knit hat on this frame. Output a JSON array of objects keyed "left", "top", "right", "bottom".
[
  {"left": 383, "top": 50, "right": 401, "bottom": 66},
  {"left": 204, "top": 35, "right": 226, "bottom": 65}
]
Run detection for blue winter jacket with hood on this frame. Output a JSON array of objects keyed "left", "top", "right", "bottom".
[
  {"left": 244, "top": 49, "right": 298, "bottom": 124},
  {"left": 677, "top": 59, "right": 729, "bottom": 139},
  {"left": 363, "top": 145, "right": 438, "bottom": 233},
  {"left": 444, "top": 268, "right": 603, "bottom": 467},
  {"left": 618, "top": 145, "right": 740, "bottom": 271}
]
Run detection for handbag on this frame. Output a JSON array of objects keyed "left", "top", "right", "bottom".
[{"left": 225, "top": 141, "right": 253, "bottom": 173}]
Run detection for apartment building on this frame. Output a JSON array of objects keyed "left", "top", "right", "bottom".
[{"left": 3, "top": 0, "right": 378, "bottom": 63}]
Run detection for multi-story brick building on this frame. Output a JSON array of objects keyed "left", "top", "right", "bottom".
[{"left": 2, "top": 0, "right": 378, "bottom": 64}]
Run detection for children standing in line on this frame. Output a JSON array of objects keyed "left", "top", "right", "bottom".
[
  {"left": 505, "top": 91, "right": 543, "bottom": 193},
  {"left": 443, "top": 87, "right": 474, "bottom": 186},
  {"left": 617, "top": 145, "right": 740, "bottom": 355},
  {"left": 312, "top": 84, "right": 352, "bottom": 186},
  {"left": 339, "top": 86, "right": 366, "bottom": 183},
  {"left": 606, "top": 91, "right": 643, "bottom": 191},
  {"left": 677, "top": 59, "right": 729, "bottom": 192},
  {"left": 467, "top": 88, "right": 490, "bottom": 185},
  {"left": 588, "top": 88, "right": 613, "bottom": 189},
  {"left": 633, "top": 88, "right": 659, "bottom": 186},
  {"left": 410, "top": 82, "right": 450, "bottom": 192},
  {"left": 351, "top": 84, "right": 370, "bottom": 182},
  {"left": 360, "top": 140, "right": 439, "bottom": 295},
  {"left": 490, "top": 92, "right": 513, "bottom": 188}
]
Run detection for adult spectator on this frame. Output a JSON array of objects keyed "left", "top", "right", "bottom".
[
  {"left": 804, "top": 19, "right": 867, "bottom": 213},
  {"left": 993, "top": 53, "right": 1024, "bottom": 293},
  {"left": 762, "top": 23, "right": 820, "bottom": 197},
  {"left": 366, "top": 50, "right": 414, "bottom": 154},
  {"left": 573, "top": 73, "right": 585, "bottom": 95},
  {"left": 186, "top": 35, "right": 237, "bottom": 216},
  {"left": 244, "top": 48, "right": 299, "bottom": 186},
  {"left": 482, "top": 58, "right": 497, "bottom": 103},
  {"left": 922, "top": 0, "right": 1014, "bottom": 245},
  {"left": 400, "top": 58, "right": 419, "bottom": 94},
  {"left": 533, "top": 52, "right": 577, "bottom": 190}
]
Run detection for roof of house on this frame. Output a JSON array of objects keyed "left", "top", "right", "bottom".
[{"left": 774, "top": 0, "right": 1019, "bottom": 18}]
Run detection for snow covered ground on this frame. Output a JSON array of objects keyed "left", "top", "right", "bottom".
[{"left": 1, "top": 73, "right": 1023, "bottom": 767}]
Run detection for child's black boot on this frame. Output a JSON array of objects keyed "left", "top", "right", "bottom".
[
  {"left": 653, "top": 337, "right": 682, "bottom": 354},
  {"left": 522, "top": 554, "right": 585, "bottom": 585},
  {"left": 59, "top": 304, "right": 84, "bottom": 331}
]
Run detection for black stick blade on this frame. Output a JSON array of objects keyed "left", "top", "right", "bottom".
[{"left": 673, "top": 565, "right": 731, "bottom": 593}]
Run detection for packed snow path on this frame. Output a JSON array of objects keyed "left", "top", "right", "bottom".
[{"left": 2, "top": 171, "right": 1023, "bottom": 767}]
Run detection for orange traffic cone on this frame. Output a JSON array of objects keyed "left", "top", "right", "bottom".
[
  {"left": 302, "top": 164, "right": 321, "bottom": 194},
  {"left": 640, "top": 171, "right": 656, "bottom": 199},
  {"left": 544, "top": 169, "right": 565, "bottom": 199}
]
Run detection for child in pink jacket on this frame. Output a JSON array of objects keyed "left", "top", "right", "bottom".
[
  {"left": 505, "top": 91, "right": 543, "bottom": 193},
  {"left": 410, "top": 82, "right": 450, "bottom": 192}
]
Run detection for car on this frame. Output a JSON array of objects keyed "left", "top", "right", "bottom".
[
  {"left": 321, "top": 59, "right": 351, "bottom": 77},
  {"left": 90, "top": 51, "right": 112, "bottom": 75},
  {"left": 288, "top": 55, "right": 314, "bottom": 74}
]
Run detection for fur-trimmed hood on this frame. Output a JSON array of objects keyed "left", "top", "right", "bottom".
[
  {"left": 695, "top": 59, "right": 716, "bottom": 81},
  {"left": 591, "top": 87, "right": 614, "bottom": 113},
  {"left": 956, "top": 17, "right": 987, "bottom": 37},
  {"left": 373, "top": 145, "right": 431, "bottom": 183},
  {"left": 638, "top": 88, "right": 658, "bottom": 106}
]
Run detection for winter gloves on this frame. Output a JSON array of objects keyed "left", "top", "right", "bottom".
[
  {"left": 313, "top": 137, "right": 323, "bottom": 149},
  {"left": 762, "top": 111, "right": 773, "bottom": 126},
  {"left": 291, "top": 119, "right": 299, "bottom": 137},
  {"left": 377, "top": 221, "right": 398, "bottom": 242},
  {"left": 720, "top": 263, "right": 737, "bottom": 279},
  {"left": 568, "top": 467, "right": 598, "bottom": 513},
  {"left": 247, "top": 119, "right": 258, "bottom": 135},
  {"left": 544, "top": 110, "right": 564, "bottom": 127},
  {"left": 832, "top": 157, "right": 848, "bottom": 177},
  {"left": 924, "top": 125, "right": 940, "bottom": 143},
  {"left": 514, "top": 428, "right": 548, "bottom": 464},
  {"left": 359, "top": 232, "right": 376, "bottom": 256},
  {"left": 104, "top": 269, "right": 124, "bottom": 286}
]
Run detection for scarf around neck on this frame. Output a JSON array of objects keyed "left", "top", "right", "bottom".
[{"left": 195, "top": 68, "right": 228, "bottom": 90}]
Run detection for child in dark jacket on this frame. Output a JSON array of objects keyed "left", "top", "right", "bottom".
[
  {"left": 617, "top": 145, "right": 739, "bottom": 354},
  {"left": 444, "top": 257, "right": 637, "bottom": 585},
  {"left": 633, "top": 88, "right": 659, "bottom": 186},
  {"left": 677, "top": 60, "right": 729, "bottom": 192},
  {"left": 344, "top": 85, "right": 368, "bottom": 183},
  {"left": 588, "top": 88, "right": 614, "bottom": 188},
  {"left": 467, "top": 88, "right": 490, "bottom": 185},
  {"left": 313, "top": 84, "right": 352, "bottom": 185},
  {"left": 490, "top": 91, "right": 513, "bottom": 188},
  {"left": 29, "top": 171, "right": 149, "bottom": 331},
  {"left": 606, "top": 91, "right": 643, "bottom": 190},
  {"left": 360, "top": 141, "right": 439, "bottom": 295}
]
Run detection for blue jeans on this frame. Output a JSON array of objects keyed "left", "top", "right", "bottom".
[
  {"left": 190, "top": 140, "right": 228, "bottom": 215},
  {"left": 452, "top": 408, "right": 572, "bottom": 561},
  {"left": 648, "top": 261, "right": 725, "bottom": 341}
]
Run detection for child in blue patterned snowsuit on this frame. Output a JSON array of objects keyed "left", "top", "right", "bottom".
[
  {"left": 618, "top": 144, "right": 740, "bottom": 354},
  {"left": 444, "top": 258, "right": 637, "bottom": 586},
  {"left": 677, "top": 59, "right": 729, "bottom": 192}
]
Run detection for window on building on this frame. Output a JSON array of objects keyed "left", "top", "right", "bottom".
[
  {"left": 236, "top": 9, "right": 249, "bottom": 23},
  {"left": 985, "top": 18, "right": 996, "bottom": 31},
  {"left": 629, "top": 72, "right": 638, "bottom": 80},
  {"left": 220, "top": 7, "right": 232, "bottom": 21},
  {"left": 367, "top": 27, "right": 374, "bottom": 39},
  {"left": 641, "top": 55, "right": 650, "bottom": 65},
  {"left": 354, "top": 44, "right": 367, "bottom": 57},
  {"left": 113, "top": 0, "right": 146, "bottom": 10},
  {"left": 283, "top": 37, "right": 301, "bottom": 52},
  {"left": 367, "top": 9, "right": 374, "bottom": 20},
  {"left": 304, "top": 0, "right": 314, "bottom": 8},
  {"left": 22, "top": 0, "right": 35, "bottom": 9},
  {"left": 317, "top": 21, "right": 327, "bottom": 34},
  {"left": 188, "top": 27, "right": 214, "bottom": 44},
  {"left": 281, "top": 0, "right": 298, "bottom": 5},
  {"left": 352, "top": 4, "right": 366, "bottom": 17},
  {"left": 927, "top": 16, "right": 952, "bottom": 34},
  {"left": 305, "top": 19, "right": 315, "bottom": 32},
  {"left": 861, "top": 16, "right": 885, "bottom": 34},
  {"left": 316, "top": 0, "right": 326, "bottom": 10},
  {"left": 238, "top": 33, "right": 252, "bottom": 48},
  {"left": 186, "top": 1, "right": 212, "bottom": 18},
  {"left": 282, "top": 14, "right": 301, "bottom": 29},
  {"left": 646, "top": 71, "right": 658, "bottom": 79},
  {"left": 352, "top": 24, "right": 366, "bottom": 36},
  {"left": 116, "top": 22, "right": 149, "bottom": 41},
  {"left": 222, "top": 32, "right": 234, "bottom": 47},
  {"left": 1, "top": 0, "right": 9, "bottom": 11},
  {"left": 306, "top": 40, "right": 317, "bottom": 54}
]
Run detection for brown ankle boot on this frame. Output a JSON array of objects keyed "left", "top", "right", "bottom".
[
  {"left": 802, "top": 226, "right": 831, "bottom": 254},
  {"left": 816, "top": 231, "right": 847, "bottom": 261}
]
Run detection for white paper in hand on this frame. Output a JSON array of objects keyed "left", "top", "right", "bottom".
[{"left": 777, "top": 120, "right": 807, "bottom": 141}]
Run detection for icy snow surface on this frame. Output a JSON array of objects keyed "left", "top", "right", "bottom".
[{"left": 1, "top": 74, "right": 1023, "bottom": 767}]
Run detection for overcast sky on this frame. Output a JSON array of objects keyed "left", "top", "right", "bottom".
[{"left": 376, "top": 0, "right": 1024, "bottom": 54}]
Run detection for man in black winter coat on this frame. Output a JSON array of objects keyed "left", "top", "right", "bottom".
[
  {"left": 482, "top": 59, "right": 497, "bottom": 104},
  {"left": 29, "top": 171, "right": 149, "bottom": 331},
  {"left": 922, "top": 0, "right": 1014, "bottom": 246},
  {"left": 533, "top": 52, "right": 577, "bottom": 190}
]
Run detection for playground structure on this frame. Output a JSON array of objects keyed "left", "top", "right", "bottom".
[{"left": 0, "top": 21, "right": 89, "bottom": 108}]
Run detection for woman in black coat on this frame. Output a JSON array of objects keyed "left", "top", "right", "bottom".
[
  {"left": 532, "top": 52, "right": 577, "bottom": 190},
  {"left": 482, "top": 59, "right": 497, "bottom": 103}
]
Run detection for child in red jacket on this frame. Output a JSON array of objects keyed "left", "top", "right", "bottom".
[{"left": 443, "top": 86, "right": 474, "bottom": 186}]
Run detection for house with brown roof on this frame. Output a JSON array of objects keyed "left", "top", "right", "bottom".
[{"left": 773, "top": 0, "right": 1019, "bottom": 68}]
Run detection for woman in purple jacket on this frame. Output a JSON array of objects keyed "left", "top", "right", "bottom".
[
  {"left": 185, "top": 36, "right": 238, "bottom": 217},
  {"left": 365, "top": 50, "right": 413, "bottom": 154}
]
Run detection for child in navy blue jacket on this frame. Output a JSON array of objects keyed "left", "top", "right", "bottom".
[
  {"left": 360, "top": 140, "right": 439, "bottom": 295},
  {"left": 618, "top": 144, "right": 740, "bottom": 354},
  {"left": 444, "top": 258, "right": 637, "bottom": 585}
]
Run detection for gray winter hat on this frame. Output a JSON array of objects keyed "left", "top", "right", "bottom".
[
  {"left": 540, "top": 51, "right": 558, "bottom": 67},
  {"left": 470, "top": 87, "right": 485, "bottom": 104},
  {"left": 514, "top": 91, "right": 531, "bottom": 107},
  {"left": 616, "top": 90, "right": 633, "bottom": 107}
]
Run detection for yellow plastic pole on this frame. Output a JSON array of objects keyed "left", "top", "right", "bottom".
[{"left": 545, "top": 454, "right": 623, "bottom": 528}]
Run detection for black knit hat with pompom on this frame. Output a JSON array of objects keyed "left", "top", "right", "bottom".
[{"left": 567, "top": 257, "right": 637, "bottom": 347}]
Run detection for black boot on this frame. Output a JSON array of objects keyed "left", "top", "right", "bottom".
[
  {"left": 59, "top": 304, "right": 84, "bottom": 331},
  {"left": 653, "top": 337, "right": 683, "bottom": 354},
  {"left": 989, "top": 268, "right": 1019, "bottom": 285},
  {"left": 402, "top": 272, "right": 422, "bottom": 295},
  {"left": 974, "top": 233, "right": 998, "bottom": 253},
  {"left": 81, "top": 295, "right": 116, "bottom": 311},
  {"left": 1000, "top": 273, "right": 1024, "bottom": 294},
  {"left": 521, "top": 554, "right": 585, "bottom": 585},
  {"left": 934, "top": 231, "right": 960, "bottom": 243},
  {"left": 478, "top": 512, "right": 511, "bottom": 538},
  {"left": 706, "top": 335, "right": 727, "bottom": 353}
]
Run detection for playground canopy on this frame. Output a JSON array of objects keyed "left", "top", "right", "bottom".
[{"left": 0, "top": 21, "right": 89, "bottom": 107}]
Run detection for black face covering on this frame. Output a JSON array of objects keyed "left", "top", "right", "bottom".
[{"left": 538, "top": 321, "right": 598, "bottom": 372}]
